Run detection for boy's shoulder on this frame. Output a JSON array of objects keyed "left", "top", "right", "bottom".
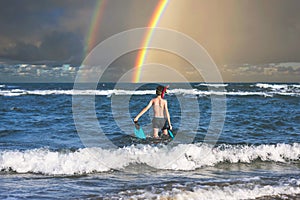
[{"left": 151, "top": 97, "right": 167, "bottom": 102}]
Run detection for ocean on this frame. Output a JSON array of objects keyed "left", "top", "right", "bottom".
[{"left": 0, "top": 82, "right": 299, "bottom": 199}]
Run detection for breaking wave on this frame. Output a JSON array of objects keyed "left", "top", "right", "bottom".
[
  {"left": 0, "top": 143, "right": 299, "bottom": 175},
  {"left": 0, "top": 87, "right": 299, "bottom": 97},
  {"left": 126, "top": 183, "right": 300, "bottom": 200}
]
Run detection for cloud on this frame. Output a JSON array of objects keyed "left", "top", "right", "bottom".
[
  {"left": 0, "top": 0, "right": 155, "bottom": 64},
  {"left": 0, "top": 0, "right": 92, "bottom": 63},
  {"left": 1, "top": 31, "right": 84, "bottom": 64},
  {"left": 0, "top": 63, "right": 77, "bottom": 82},
  {"left": 2, "top": 42, "right": 40, "bottom": 62},
  {"left": 39, "top": 31, "right": 84, "bottom": 63},
  {"left": 222, "top": 63, "right": 300, "bottom": 82}
]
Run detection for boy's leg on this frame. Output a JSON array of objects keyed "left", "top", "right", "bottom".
[
  {"left": 153, "top": 128, "right": 159, "bottom": 138},
  {"left": 162, "top": 120, "right": 169, "bottom": 136},
  {"left": 162, "top": 129, "right": 168, "bottom": 136}
]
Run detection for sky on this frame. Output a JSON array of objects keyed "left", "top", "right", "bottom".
[{"left": 0, "top": 0, "right": 299, "bottom": 82}]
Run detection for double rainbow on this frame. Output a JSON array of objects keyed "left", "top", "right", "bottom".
[{"left": 85, "top": 0, "right": 169, "bottom": 83}]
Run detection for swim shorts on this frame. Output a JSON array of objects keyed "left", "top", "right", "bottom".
[{"left": 152, "top": 117, "right": 169, "bottom": 130}]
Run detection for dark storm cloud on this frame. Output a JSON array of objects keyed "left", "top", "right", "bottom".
[
  {"left": 0, "top": 0, "right": 94, "bottom": 36},
  {"left": 0, "top": 0, "right": 95, "bottom": 63},
  {"left": 0, "top": 0, "right": 157, "bottom": 64},
  {"left": 2, "top": 42, "right": 39, "bottom": 62},
  {"left": 39, "top": 31, "right": 83, "bottom": 62},
  {"left": 1, "top": 31, "right": 84, "bottom": 64}
]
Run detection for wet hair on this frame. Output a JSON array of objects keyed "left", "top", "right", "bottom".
[{"left": 156, "top": 85, "right": 164, "bottom": 96}]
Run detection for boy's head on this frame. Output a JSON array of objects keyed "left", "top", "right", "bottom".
[{"left": 156, "top": 85, "right": 164, "bottom": 96}]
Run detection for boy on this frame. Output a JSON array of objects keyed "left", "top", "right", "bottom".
[{"left": 134, "top": 85, "right": 172, "bottom": 138}]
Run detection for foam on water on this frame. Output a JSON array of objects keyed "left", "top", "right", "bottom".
[
  {"left": 0, "top": 88, "right": 298, "bottom": 97},
  {"left": 0, "top": 89, "right": 155, "bottom": 97},
  {"left": 127, "top": 183, "right": 300, "bottom": 200},
  {"left": 256, "top": 83, "right": 300, "bottom": 93},
  {"left": 293, "top": 84, "right": 300, "bottom": 88},
  {"left": 0, "top": 143, "right": 299, "bottom": 175},
  {"left": 256, "top": 83, "right": 289, "bottom": 90},
  {"left": 194, "top": 83, "right": 228, "bottom": 87}
]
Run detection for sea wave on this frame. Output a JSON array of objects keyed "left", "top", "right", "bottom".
[
  {"left": 0, "top": 89, "right": 154, "bottom": 97},
  {"left": 255, "top": 83, "right": 300, "bottom": 91},
  {"left": 254, "top": 83, "right": 300, "bottom": 97},
  {"left": 127, "top": 183, "right": 300, "bottom": 200},
  {"left": 0, "top": 143, "right": 299, "bottom": 175},
  {"left": 0, "top": 88, "right": 298, "bottom": 97},
  {"left": 256, "top": 83, "right": 289, "bottom": 90},
  {"left": 194, "top": 83, "right": 228, "bottom": 87}
]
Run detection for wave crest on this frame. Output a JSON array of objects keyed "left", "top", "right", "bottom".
[
  {"left": 0, "top": 143, "right": 299, "bottom": 175},
  {"left": 0, "top": 88, "right": 298, "bottom": 97}
]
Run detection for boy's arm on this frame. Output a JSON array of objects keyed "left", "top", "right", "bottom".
[{"left": 134, "top": 100, "right": 153, "bottom": 122}]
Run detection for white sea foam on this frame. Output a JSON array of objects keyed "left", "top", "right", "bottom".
[
  {"left": 0, "top": 86, "right": 298, "bottom": 97},
  {"left": 0, "top": 89, "right": 155, "bottom": 96},
  {"left": 0, "top": 84, "right": 5, "bottom": 88},
  {"left": 168, "top": 89, "right": 276, "bottom": 97},
  {"left": 293, "top": 84, "right": 300, "bottom": 88},
  {"left": 195, "top": 83, "right": 228, "bottom": 87},
  {"left": 254, "top": 83, "right": 300, "bottom": 97},
  {"left": 256, "top": 83, "right": 300, "bottom": 91},
  {"left": 0, "top": 143, "right": 299, "bottom": 175},
  {"left": 130, "top": 184, "right": 300, "bottom": 200},
  {"left": 256, "top": 83, "right": 289, "bottom": 90}
]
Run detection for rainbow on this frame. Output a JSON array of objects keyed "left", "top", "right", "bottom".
[
  {"left": 84, "top": 0, "right": 169, "bottom": 82},
  {"left": 85, "top": 0, "right": 107, "bottom": 55},
  {"left": 132, "top": 0, "right": 169, "bottom": 83}
]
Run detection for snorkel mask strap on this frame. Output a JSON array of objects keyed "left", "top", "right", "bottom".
[{"left": 161, "top": 85, "right": 169, "bottom": 99}]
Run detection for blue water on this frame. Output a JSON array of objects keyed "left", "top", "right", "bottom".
[{"left": 0, "top": 83, "right": 299, "bottom": 199}]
